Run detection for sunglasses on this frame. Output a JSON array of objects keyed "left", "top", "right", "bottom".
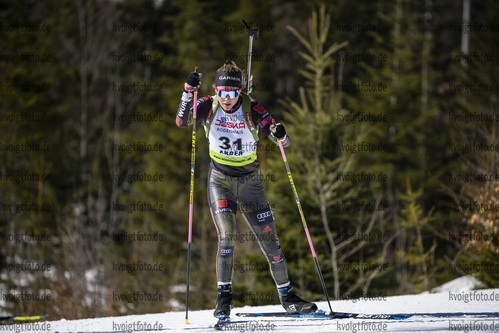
[{"left": 215, "top": 85, "right": 241, "bottom": 99}]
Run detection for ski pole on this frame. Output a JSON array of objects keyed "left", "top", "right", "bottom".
[
  {"left": 242, "top": 19, "right": 259, "bottom": 94},
  {"left": 185, "top": 66, "right": 199, "bottom": 324},
  {"left": 276, "top": 136, "right": 334, "bottom": 314}
]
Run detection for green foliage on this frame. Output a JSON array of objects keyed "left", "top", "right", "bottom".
[
  {"left": 1, "top": 0, "right": 498, "bottom": 320},
  {"left": 397, "top": 179, "right": 437, "bottom": 293}
]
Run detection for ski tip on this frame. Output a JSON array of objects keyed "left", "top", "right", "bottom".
[{"left": 393, "top": 314, "right": 413, "bottom": 320}]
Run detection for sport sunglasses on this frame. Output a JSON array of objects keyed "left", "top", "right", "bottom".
[{"left": 214, "top": 85, "right": 241, "bottom": 99}]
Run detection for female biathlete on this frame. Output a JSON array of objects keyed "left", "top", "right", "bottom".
[{"left": 176, "top": 60, "right": 317, "bottom": 319}]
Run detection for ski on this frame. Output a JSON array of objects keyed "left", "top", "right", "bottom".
[
  {"left": 214, "top": 315, "right": 230, "bottom": 330},
  {"left": 236, "top": 311, "right": 413, "bottom": 320},
  {"left": 0, "top": 315, "right": 48, "bottom": 322}
]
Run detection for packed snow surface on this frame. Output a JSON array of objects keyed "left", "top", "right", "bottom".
[{"left": 4, "top": 276, "right": 499, "bottom": 333}]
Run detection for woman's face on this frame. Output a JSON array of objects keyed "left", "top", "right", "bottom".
[{"left": 216, "top": 86, "right": 240, "bottom": 112}]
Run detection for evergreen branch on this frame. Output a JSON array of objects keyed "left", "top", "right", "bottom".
[{"left": 286, "top": 25, "right": 314, "bottom": 56}]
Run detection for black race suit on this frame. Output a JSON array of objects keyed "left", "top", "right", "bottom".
[{"left": 176, "top": 93, "right": 292, "bottom": 287}]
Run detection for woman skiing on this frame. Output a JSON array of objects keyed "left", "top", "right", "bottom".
[{"left": 176, "top": 60, "right": 317, "bottom": 318}]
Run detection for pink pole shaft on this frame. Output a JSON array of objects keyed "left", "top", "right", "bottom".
[
  {"left": 278, "top": 139, "right": 287, "bottom": 162},
  {"left": 304, "top": 227, "right": 317, "bottom": 258},
  {"left": 188, "top": 204, "right": 193, "bottom": 243}
]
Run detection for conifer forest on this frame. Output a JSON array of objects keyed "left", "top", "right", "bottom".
[{"left": 0, "top": 0, "right": 498, "bottom": 320}]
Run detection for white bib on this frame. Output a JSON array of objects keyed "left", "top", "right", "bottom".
[{"left": 207, "top": 102, "right": 258, "bottom": 166}]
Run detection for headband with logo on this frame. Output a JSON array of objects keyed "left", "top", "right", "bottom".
[{"left": 215, "top": 70, "right": 242, "bottom": 87}]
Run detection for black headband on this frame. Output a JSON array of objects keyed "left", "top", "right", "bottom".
[{"left": 215, "top": 70, "right": 242, "bottom": 87}]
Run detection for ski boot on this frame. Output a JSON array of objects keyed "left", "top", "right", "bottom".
[
  {"left": 278, "top": 284, "right": 317, "bottom": 314},
  {"left": 213, "top": 284, "right": 233, "bottom": 318}
]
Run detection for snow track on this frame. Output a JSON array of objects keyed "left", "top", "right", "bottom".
[{"left": 7, "top": 278, "right": 499, "bottom": 333}]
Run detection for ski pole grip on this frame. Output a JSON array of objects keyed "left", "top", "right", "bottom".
[{"left": 193, "top": 67, "right": 201, "bottom": 92}]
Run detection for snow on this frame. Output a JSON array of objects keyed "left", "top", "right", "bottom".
[
  {"left": 429, "top": 275, "right": 486, "bottom": 293},
  {"left": 3, "top": 276, "right": 499, "bottom": 333}
]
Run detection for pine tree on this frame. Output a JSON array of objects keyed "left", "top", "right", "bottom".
[{"left": 266, "top": 5, "right": 395, "bottom": 301}]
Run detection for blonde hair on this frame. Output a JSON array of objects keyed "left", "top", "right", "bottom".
[
  {"left": 217, "top": 60, "right": 249, "bottom": 92},
  {"left": 217, "top": 60, "right": 242, "bottom": 73}
]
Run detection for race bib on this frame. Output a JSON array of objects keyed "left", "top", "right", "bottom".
[{"left": 207, "top": 104, "right": 258, "bottom": 166}]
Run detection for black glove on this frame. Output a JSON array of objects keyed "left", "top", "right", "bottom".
[
  {"left": 270, "top": 123, "right": 287, "bottom": 140},
  {"left": 184, "top": 71, "right": 201, "bottom": 92}
]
